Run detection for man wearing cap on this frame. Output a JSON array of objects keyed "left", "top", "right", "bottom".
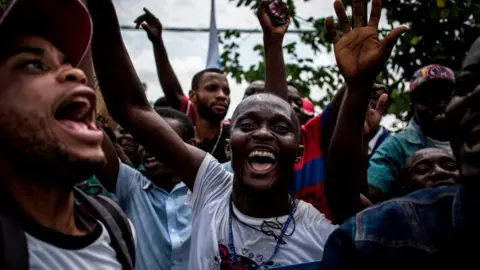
[
  {"left": 0, "top": 0, "right": 134, "bottom": 269},
  {"left": 368, "top": 64, "right": 456, "bottom": 202}
]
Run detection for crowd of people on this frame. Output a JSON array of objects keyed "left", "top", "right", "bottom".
[{"left": 0, "top": 0, "right": 479, "bottom": 269}]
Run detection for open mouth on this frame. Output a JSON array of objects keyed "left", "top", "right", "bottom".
[
  {"left": 120, "top": 141, "right": 139, "bottom": 153},
  {"left": 55, "top": 92, "right": 103, "bottom": 143},
  {"left": 247, "top": 150, "right": 277, "bottom": 173},
  {"left": 433, "top": 180, "right": 456, "bottom": 188},
  {"left": 433, "top": 113, "right": 446, "bottom": 121},
  {"left": 144, "top": 154, "right": 160, "bottom": 168}
]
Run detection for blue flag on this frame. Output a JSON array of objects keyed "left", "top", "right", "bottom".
[{"left": 206, "top": 0, "right": 221, "bottom": 69}]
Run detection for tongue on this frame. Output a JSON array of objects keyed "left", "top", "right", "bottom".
[
  {"left": 59, "top": 120, "right": 88, "bottom": 131},
  {"left": 251, "top": 162, "right": 273, "bottom": 172}
]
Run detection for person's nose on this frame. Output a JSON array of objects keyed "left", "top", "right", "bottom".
[
  {"left": 430, "top": 164, "right": 454, "bottom": 183},
  {"left": 252, "top": 124, "right": 275, "bottom": 142},
  {"left": 216, "top": 88, "right": 228, "bottom": 102},
  {"left": 57, "top": 67, "right": 88, "bottom": 85}
]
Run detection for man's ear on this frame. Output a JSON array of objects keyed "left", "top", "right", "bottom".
[
  {"left": 224, "top": 139, "right": 231, "bottom": 160},
  {"left": 186, "top": 138, "right": 197, "bottom": 147},
  {"left": 189, "top": 90, "right": 196, "bottom": 102},
  {"left": 295, "top": 144, "right": 304, "bottom": 163}
]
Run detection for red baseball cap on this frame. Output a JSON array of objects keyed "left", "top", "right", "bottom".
[
  {"left": 0, "top": 0, "right": 92, "bottom": 67},
  {"left": 302, "top": 98, "right": 315, "bottom": 116}
]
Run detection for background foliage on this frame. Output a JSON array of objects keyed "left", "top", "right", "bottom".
[{"left": 220, "top": 0, "right": 480, "bottom": 129}]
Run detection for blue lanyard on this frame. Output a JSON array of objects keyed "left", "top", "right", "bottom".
[{"left": 228, "top": 194, "right": 297, "bottom": 269}]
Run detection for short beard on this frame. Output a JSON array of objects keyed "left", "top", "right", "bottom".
[
  {"left": 0, "top": 108, "right": 104, "bottom": 188},
  {"left": 196, "top": 103, "right": 227, "bottom": 123}
]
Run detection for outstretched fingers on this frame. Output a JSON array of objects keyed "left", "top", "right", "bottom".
[
  {"left": 325, "top": 17, "right": 339, "bottom": 44},
  {"left": 368, "top": 0, "right": 382, "bottom": 29},
  {"left": 381, "top": 26, "right": 408, "bottom": 56},
  {"left": 352, "top": 0, "right": 366, "bottom": 28},
  {"left": 334, "top": 0, "right": 350, "bottom": 34}
]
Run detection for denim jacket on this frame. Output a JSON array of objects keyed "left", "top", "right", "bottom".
[{"left": 321, "top": 184, "right": 480, "bottom": 270}]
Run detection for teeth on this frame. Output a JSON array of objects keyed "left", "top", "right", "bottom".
[
  {"left": 248, "top": 151, "right": 276, "bottom": 160},
  {"left": 72, "top": 96, "right": 90, "bottom": 104},
  {"left": 146, "top": 157, "right": 157, "bottom": 162},
  {"left": 73, "top": 97, "right": 91, "bottom": 114}
]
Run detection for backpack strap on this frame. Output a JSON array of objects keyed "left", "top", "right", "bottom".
[
  {"left": 95, "top": 195, "right": 135, "bottom": 263},
  {"left": 0, "top": 212, "right": 28, "bottom": 270},
  {"left": 73, "top": 188, "right": 134, "bottom": 269}
]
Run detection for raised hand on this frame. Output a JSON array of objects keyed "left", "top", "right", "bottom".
[
  {"left": 325, "top": 0, "right": 407, "bottom": 86},
  {"left": 257, "top": 0, "right": 291, "bottom": 40},
  {"left": 134, "top": 8, "right": 163, "bottom": 43},
  {"left": 364, "top": 92, "right": 388, "bottom": 135}
]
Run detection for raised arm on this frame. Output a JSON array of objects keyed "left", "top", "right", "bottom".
[
  {"left": 85, "top": 0, "right": 205, "bottom": 190},
  {"left": 320, "top": 84, "right": 347, "bottom": 159},
  {"left": 257, "top": 0, "right": 291, "bottom": 100},
  {"left": 325, "top": 0, "right": 407, "bottom": 223},
  {"left": 134, "top": 8, "right": 185, "bottom": 109}
]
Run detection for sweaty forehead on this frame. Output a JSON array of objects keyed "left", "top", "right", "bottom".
[{"left": 233, "top": 94, "right": 293, "bottom": 123}]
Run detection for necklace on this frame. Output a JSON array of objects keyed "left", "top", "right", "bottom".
[
  {"left": 231, "top": 211, "right": 296, "bottom": 244},
  {"left": 228, "top": 194, "right": 297, "bottom": 269},
  {"left": 210, "top": 122, "right": 223, "bottom": 155}
]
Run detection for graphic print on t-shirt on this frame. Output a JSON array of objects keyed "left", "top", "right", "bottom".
[{"left": 213, "top": 242, "right": 281, "bottom": 270}]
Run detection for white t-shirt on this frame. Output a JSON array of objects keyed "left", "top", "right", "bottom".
[
  {"left": 26, "top": 222, "right": 122, "bottom": 270},
  {"left": 188, "top": 154, "right": 338, "bottom": 269}
]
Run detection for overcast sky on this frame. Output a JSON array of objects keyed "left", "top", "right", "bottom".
[
  {"left": 114, "top": 0, "right": 398, "bottom": 127},
  {"left": 114, "top": 0, "right": 336, "bottom": 112}
]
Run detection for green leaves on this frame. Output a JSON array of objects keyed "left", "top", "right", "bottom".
[{"left": 222, "top": 0, "right": 480, "bottom": 127}]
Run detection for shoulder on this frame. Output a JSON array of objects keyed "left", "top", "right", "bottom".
[
  {"left": 296, "top": 200, "right": 337, "bottom": 229},
  {"left": 339, "top": 186, "right": 458, "bottom": 252},
  {"left": 369, "top": 132, "right": 414, "bottom": 162},
  {"left": 117, "top": 162, "right": 149, "bottom": 189},
  {"left": 294, "top": 200, "right": 338, "bottom": 243},
  {"left": 375, "top": 133, "right": 404, "bottom": 151},
  {"left": 198, "top": 154, "right": 230, "bottom": 175},
  {"left": 221, "top": 161, "right": 233, "bottom": 172}
]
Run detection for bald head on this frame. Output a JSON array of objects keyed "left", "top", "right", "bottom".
[
  {"left": 233, "top": 93, "right": 300, "bottom": 139},
  {"left": 406, "top": 148, "right": 453, "bottom": 169},
  {"left": 243, "top": 80, "right": 266, "bottom": 99},
  {"left": 403, "top": 147, "right": 458, "bottom": 192}
]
